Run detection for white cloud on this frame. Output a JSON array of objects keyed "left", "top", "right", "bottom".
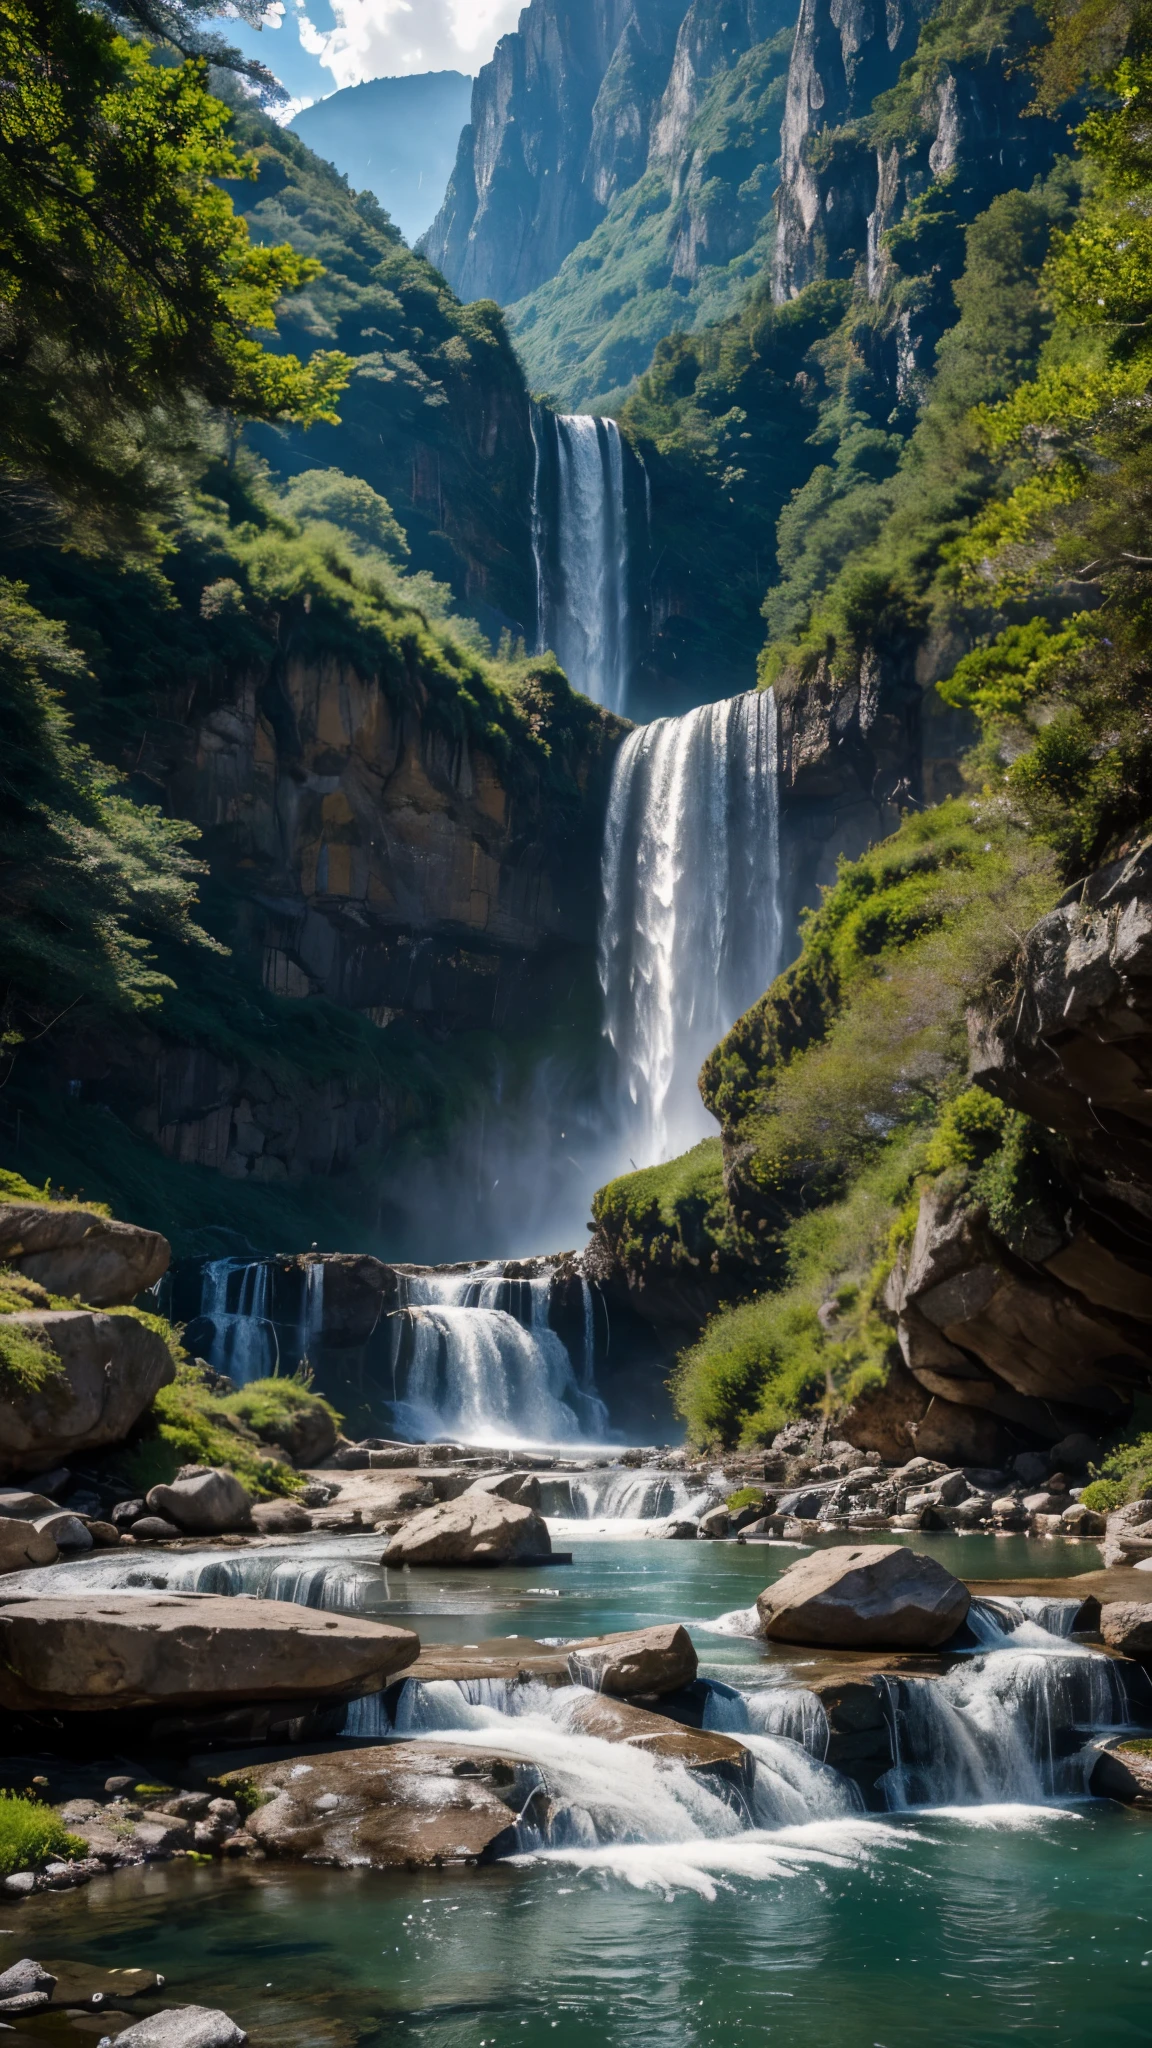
[{"left": 302, "top": 0, "right": 523, "bottom": 88}]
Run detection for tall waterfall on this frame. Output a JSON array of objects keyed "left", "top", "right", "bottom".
[
  {"left": 390, "top": 1266, "right": 609, "bottom": 1447},
  {"left": 532, "top": 410, "right": 631, "bottom": 715},
  {"left": 598, "top": 688, "right": 782, "bottom": 1163}
]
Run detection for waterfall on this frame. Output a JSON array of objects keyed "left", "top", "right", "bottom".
[
  {"left": 298, "top": 1259, "right": 325, "bottom": 1370},
  {"left": 389, "top": 1265, "right": 609, "bottom": 1447},
  {"left": 533, "top": 410, "right": 631, "bottom": 715},
  {"left": 537, "top": 1469, "right": 714, "bottom": 1524},
  {"left": 598, "top": 688, "right": 782, "bottom": 1163},
  {"left": 198, "top": 1258, "right": 278, "bottom": 1386},
  {"left": 880, "top": 1647, "right": 1136, "bottom": 1808}
]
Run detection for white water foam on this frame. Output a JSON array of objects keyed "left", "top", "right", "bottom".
[
  {"left": 598, "top": 689, "right": 782, "bottom": 1163},
  {"left": 535, "top": 412, "right": 631, "bottom": 716}
]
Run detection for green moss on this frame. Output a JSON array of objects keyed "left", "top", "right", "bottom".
[
  {"left": 0, "top": 1311, "right": 65, "bottom": 1397},
  {"left": 0, "top": 1793, "right": 86, "bottom": 1877},
  {"left": 118, "top": 1360, "right": 302, "bottom": 1499},
  {"left": 592, "top": 1139, "right": 747, "bottom": 1281},
  {"left": 219, "top": 1375, "right": 342, "bottom": 1447}
]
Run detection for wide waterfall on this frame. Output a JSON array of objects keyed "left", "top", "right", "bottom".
[
  {"left": 532, "top": 409, "right": 632, "bottom": 715},
  {"left": 598, "top": 688, "right": 782, "bottom": 1162},
  {"left": 389, "top": 1265, "right": 609, "bottom": 1446}
]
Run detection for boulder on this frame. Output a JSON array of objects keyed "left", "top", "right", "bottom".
[
  {"left": 565, "top": 1624, "right": 697, "bottom": 1697},
  {"left": 107, "top": 2008, "right": 247, "bottom": 2048},
  {"left": 31, "top": 1509, "right": 92, "bottom": 1550},
  {"left": 0, "top": 1311, "right": 175, "bottom": 1477},
  {"left": 465, "top": 1471, "right": 543, "bottom": 1509},
  {"left": 249, "top": 1499, "right": 312, "bottom": 1535},
  {"left": 0, "top": 1490, "right": 57, "bottom": 1519},
  {"left": 225, "top": 1745, "right": 531, "bottom": 1868},
  {"left": 385, "top": 1492, "right": 551, "bottom": 1566},
  {"left": 0, "top": 1200, "right": 169, "bottom": 1307},
  {"left": 756, "top": 1545, "right": 970, "bottom": 1649},
  {"left": 146, "top": 1467, "right": 252, "bottom": 1534},
  {"left": 1089, "top": 1737, "right": 1152, "bottom": 1805},
  {"left": 1099, "top": 1602, "right": 1152, "bottom": 1656},
  {"left": 0, "top": 1515, "right": 58, "bottom": 1574},
  {"left": 1104, "top": 1498, "right": 1152, "bottom": 1567},
  {"left": 0, "top": 1959, "right": 56, "bottom": 2016},
  {"left": 662, "top": 1519, "right": 699, "bottom": 1539},
  {"left": 1022, "top": 1492, "right": 1070, "bottom": 1516},
  {"left": 696, "top": 1506, "right": 731, "bottom": 1539},
  {"left": 132, "top": 1515, "right": 181, "bottom": 1542},
  {"left": 0, "top": 1593, "right": 419, "bottom": 1711}
]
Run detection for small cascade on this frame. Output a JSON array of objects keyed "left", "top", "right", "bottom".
[
  {"left": 598, "top": 688, "right": 782, "bottom": 1164},
  {"left": 197, "top": 1258, "right": 278, "bottom": 1385},
  {"left": 532, "top": 408, "right": 632, "bottom": 715},
  {"left": 11, "top": 1544, "right": 382, "bottom": 1609},
  {"left": 880, "top": 1647, "right": 1136, "bottom": 1808},
  {"left": 702, "top": 1683, "right": 832, "bottom": 1759},
  {"left": 298, "top": 1258, "right": 325, "bottom": 1369},
  {"left": 389, "top": 1264, "right": 609, "bottom": 1447},
  {"left": 538, "top": 1468, "right": 714, "bottom": 1525}
]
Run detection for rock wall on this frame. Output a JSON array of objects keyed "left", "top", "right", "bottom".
[
  {"left": 55, "top": 658, "right": 621, "bottom": 1202},
  {"left": 422, "top": 0, "right": 688, "bottom": 304}
]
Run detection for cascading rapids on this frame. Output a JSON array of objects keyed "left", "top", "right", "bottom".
[
  {"left": 389, "top": 1265, "right": 609, "bottom": 1447},
  {"left": 598, "top": 688, "right": 783, "bottom": 1163}
]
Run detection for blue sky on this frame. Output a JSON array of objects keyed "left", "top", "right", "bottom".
[{"left": 221, "top": 0, "right": 523, "bottom": 108}]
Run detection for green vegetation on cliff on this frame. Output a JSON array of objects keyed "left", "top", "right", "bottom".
[{"left": 509, "top": 26, "right": 794, "bottom": 412}]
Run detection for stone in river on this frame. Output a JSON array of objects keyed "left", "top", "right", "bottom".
[
  {"left": 565, "top": 1623, "right": 697, "bottom": 1697},
  {"left": 385, "top": 1492, "right": 551, "bottom": 1565},
  {"left": 131, "top": 1515, "right": 181, "bottom": 1542},
  {"left": 104, "top": 2007, "right": 247, "bottom": 2048},
  {"left": 30, "top": 1509, "right": 92, "bottom": 1551},
  {"left": 249, "top": 1498, "right": 312, "bottom": 1534},
  {"left": 756, "top": 1544, "right": 970, "bottom": 1648},
  {"left": 146, "top": 1467, "right": 252, "bottom": 1534},
  {"left": 0, "top": 1958, "right": 56, "bottom": 2016},
  {"left": 0, "top": 1513, "right": 58, "bottom": 1574},
  {"left": 1099, "top": 1601, "right": 1152, "bottom": 1656},
  {"left": 224, "top": 1745, "right": 530, "bottom": 1868},
  {"left": 0, "top": 1592, "right": 418, "bottom": 1711}
]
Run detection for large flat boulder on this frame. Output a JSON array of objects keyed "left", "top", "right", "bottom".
[
  {"left": 756, "top": 1545, "right": 970, "bottom": 1648},
  {"left": 384, "top": 1492, "right": 551, "bottom": 1565},
  {"left": 0, "top": 1593, "right": 418, "bottom": 1711},
  {"left": 224, "top": 1745, "right": 529, "bottom": 1867},
  {"left": 565, "top": 1624, "right": 696, "bottom": 1697},
  {"left": 0, "top": 1201, "right": 169, "bottom": 1306},
  {"left": 110, "top": 2010, "right": 247, "bottom": 2048},
  {"left": 0, "top": 1310, "right": 175, "bottom": 1476}
]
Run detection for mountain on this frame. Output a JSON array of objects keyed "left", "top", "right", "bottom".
[
  {"left": 290, "top": 71, "right": 473, "bottom": 246},
  {"left": 421, "top": 0, "right": 691, "bottom": 304},
  {"left": 508, "top": 1, "right": 794, "bottom": 410}
]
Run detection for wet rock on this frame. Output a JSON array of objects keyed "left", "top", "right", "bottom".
[
  {"left": 756, "top": 1545, "right": 970, "bottom": 1649},
  {"left": 228, "top": 1745, "right": 532, "bottom": 1867},
  {"left": 662, "top": 1519, "right": 699, "bottom": 1539},
  {"left": 696, "top": 1506, "right": 731, "bottom": 1539},
  {"left": 809, "top": 1677, "right": 894, "bottom": 1801},
  {"left": 146, "top": 1468, "right": 252, "bottom": 1535},
  {"left": 0, "top": 1311, "right": 175, "bottom": 1477},
  {"left": 0, "top": 1592, "right": 419, "bottom": 1711},
  {"left": 0, "top": 1200, "right": 169, "bottom": 1307},
  {"left": 105, "top": 2006, "right": 247, "bottom": 2048},
  {"left": 1089, "top": 1736, "right": 1152, "bottom": 1804},
  {"left": 0, "top": 1958, "right": 56, "bottom": 2016},
  {"left": 249, "top": 1499, "right": 312, "bottom": 1535},
  {"left": 385, "top": 1492, "right": 552, "bottom": 1565},
  {"left": 565, "top": 1624, "right": 696, "bottom": 1698},
  {"left": 0, "top": 1514, "right": 58, "bottom": 1574},
  {"left": 565, "top": 1693, "right": 753, "bottom": 1791}
]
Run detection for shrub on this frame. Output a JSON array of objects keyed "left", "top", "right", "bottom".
[
  {"left": 0, "top": 1792, "right": 86, "bottom": 1877},
  {"left": 1080, "top": 1479, "right": 1125, "bottom": 1512},
  {"left": 726, "top": 1486, "right": 768, "bottom": 1513}
]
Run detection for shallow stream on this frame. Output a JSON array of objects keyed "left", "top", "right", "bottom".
[{"left": 11, "top": 1530, "right": 1149, "bottom": 2048}]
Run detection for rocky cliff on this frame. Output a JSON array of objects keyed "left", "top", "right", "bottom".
[{"left": 423, "top": 0, "right": 692, "bottom": 306}]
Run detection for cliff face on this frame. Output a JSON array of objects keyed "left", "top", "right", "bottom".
[{"left": 422, "top": 0, "right": 689, "bottom": 305}]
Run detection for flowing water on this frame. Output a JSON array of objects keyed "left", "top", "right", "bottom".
[
  {"left": 532, "top": 410, "right": 632, "bottom": 715},
  {"left": 197, "top": 1258, "right": 279, "bottom": 1385},
  {"left": 598, "top": 689, "right": 783, "bottom": 1162},
  {"left": 389, "top": 1266, "right": 609, "bottom": 1447}
]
